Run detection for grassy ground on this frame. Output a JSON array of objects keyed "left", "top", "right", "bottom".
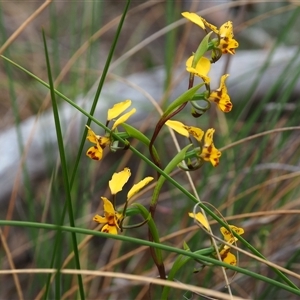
[{"left": 1, "top": 1, "right": 300, "bottom": 299}]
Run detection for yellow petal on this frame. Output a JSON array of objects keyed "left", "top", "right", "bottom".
[
  {"left": 188, "top": 212, "right": 209, "bottom": 230},
  {"left": 109, "top": 168, "right": 131, "bottom": 195},
  {"left": 182, "top": 12, "right": 205, "bottom": 29},
  {"left": 98, "top": 136, "right": 111, "bottom": 148},
  {"left": 165, "top": 120, "right": 189, "bottom": 137},
  {"left": 201, "top": 18, "right": 219, "bottom": 34},
  {"left": 220, "top": 249, "right": 237, "bottom": 266},
  {"left": 203, "top": 128, "right": 215, "bottom": 147},
  {"left": 219, "top": 21, "right": 234, "bottom": 39},
  {"left": 184, "top": 126, "right": 204, "bottom": 142},
  {"left": 127, "top": 177, "right": 154, "bottom": 200},
  {"left": 220, "top": 38, "right": 239, "bottom": 55},
  {"left": 101, "top": 224, "right": 118, "bottom": 234},
  {"left": 209, "top": 74, "right": 232, "bottom": 112},
  {"left": 200, "top": 128, "right": 221, "bottom": 167},
  {"left": 93, "top": 214, "right": 107, "bottom": 224},
  {"left": 200, "top": 144, "right": 221, "bottom": 167},
  {"left": 186, "top": 56, "right": 211, "bottom": 74},
  {"left": 115, "top": 212, "right": 123, "bottom": 221},
  {"left": 86, "top": 145, "right": 103, "bottom": 161},
  {"left": 187, "top": 67, "right": 211, "bottom": 84},
  {"left": 86, "top": 125, "right": 100, "bottom": 144},
  {"left": 186, "top": 56, "right": 211, "bottom": 83},
  {"left": 230, "top": 225, "right": 244, "bottom": 236},
  {"left": 220, "top": 225, "right": 244, "bottom": 241},
  {"left": 101, "top": 197, "right": 115, "bottom": 215},
  {"left": 225, "top": 237, "right": 238, "bottom": 248},
  {"left": 107, "top": 99, "right": 132, "bottom": 121},
  {"left": 112, "top": 108, "right": 136, "bottom": 130}
]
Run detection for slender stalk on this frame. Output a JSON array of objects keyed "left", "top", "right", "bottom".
[{"left": 42, "top": 30, "right": 85, "bottom": 299}]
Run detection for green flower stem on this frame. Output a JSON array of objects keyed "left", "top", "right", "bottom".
[
  {"left": 188, "top": 72, "right": 195, "bottom": 90},
  {"left": 1, "top": 220, "right": 300, "bottom": 297},
  {"left": 148, "top": 144, "right": 192, "bottom": 279},
  {"left": 132, "top": 203, "right": 165, "bottom": 278}
]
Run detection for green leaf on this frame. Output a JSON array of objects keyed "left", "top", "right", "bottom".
[
  {"left": 122, "top": 123, "right": 160, "bottom": 164},
  {"left": 193, "top": 31, "right": 213, "bottom": 67},
  {"left": 163, "top": 83, "right": 204, "bottom": 117},
  {"left": 150, "top": 144, "right": 193, "bottom": 209},
  {"left": 121, "top": 123, "right": 151, "bottom": 145},
  {"left": 42, "top": 30, "right": 85, "bottom": 300}
]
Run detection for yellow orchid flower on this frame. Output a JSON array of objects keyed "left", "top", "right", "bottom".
[
  {"left": 182, "top": 12, "right": 238, "bottom": 55},
  {"left": 166, "top": 121, "right": 221, "bottom": 167},
  {"left": 86, "top": 100, "right": 136, "bottom": 161},
  {"left": 189, "top": 212, "right": 209, "bottom": 230},
  {"left": 165, "top": 120, "right": 204, "bottom": 142},
  {"left": 199, "top": 128, "right": 221, "bottom": 167},
  {"left": 219, "top": 225, "right": 244, "bottom": 266},
  {"left": 93, "top": 168, "right": 154, "bottom": 233},
  {"left": 209, "top": 74, "right": 232, "bottom": 112},
  {"left": 219, "top": 21, "right": 239, "bottom": 55},
  {"left": 186, "top": 56, "right": 211, "bottom": 84},
  {"left": 86, "top": 125, "right": 110, "bottom": 161},
  {"left": 93, "top": 197, "right": 122, "bottom": 235},
  {"left": 220, "top": 225, "right": 244, "bottom": 245}
]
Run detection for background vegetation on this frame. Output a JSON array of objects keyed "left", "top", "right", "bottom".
[{"left": 0, "top": 1, "right": 300, "bottom": 299}]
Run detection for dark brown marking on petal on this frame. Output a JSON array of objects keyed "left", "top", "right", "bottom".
[{"left": 107, "top": 215, "right": 115, "bottom": 225}]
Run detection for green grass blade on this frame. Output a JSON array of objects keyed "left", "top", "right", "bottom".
[
  {"left": 1, "top": 219, "right": 299, "bottom": 298},
  {"left": 42, "top": 30, "right": 85, "bottom": 299}
]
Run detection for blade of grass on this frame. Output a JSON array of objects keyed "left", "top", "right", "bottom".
[
  {"left": 49, "top": 3, "right": 61, "bottom": 77},
  {"left": 164, "top": 0, "right": 178, "bottom": 92},
  {"left": 84, "top": 1, "right": 104, "bottom": 91},
  {"left": 42, "top": 30, "right": 85, "bottom": 299},
  {"left": 1, "top": 219, "right": 300, "bottom": 297}
]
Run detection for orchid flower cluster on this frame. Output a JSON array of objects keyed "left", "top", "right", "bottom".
[{"left": 85, "top": 12, "right": 244, "bottom": 278}]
